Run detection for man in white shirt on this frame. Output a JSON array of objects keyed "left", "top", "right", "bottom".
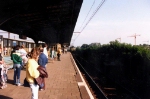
[
  {"left": 42, "top": 43, "right": 48, "bottom": 67},
  {"left": 42, "top": 43, "right": 48, "bottom": 58},
  {"left": 19, "top": 45, "right": 28, "bottom": 66}
]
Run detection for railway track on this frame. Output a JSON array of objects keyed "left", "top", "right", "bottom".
[{"left": 72, "top": 54, "right": 141, "bottom": 99}]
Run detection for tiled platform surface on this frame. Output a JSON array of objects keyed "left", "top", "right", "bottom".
[{"left": 0, "top": 52, "right": 91, "bottom": 99}]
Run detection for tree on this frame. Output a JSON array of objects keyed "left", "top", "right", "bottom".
[{"left": 81, "top": 44, "right": 89, "bottom": 49}]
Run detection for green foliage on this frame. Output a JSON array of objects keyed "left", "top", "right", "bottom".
[
  {"left": 73, "top": 41, "right": 150, "bottom": 94},
  {"left": 81, "top": 44, "right": 89, "bottom": 49}
]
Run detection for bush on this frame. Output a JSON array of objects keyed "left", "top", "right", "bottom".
[{"left": 73, "top": 41, "right": 150, "bottom": 97}]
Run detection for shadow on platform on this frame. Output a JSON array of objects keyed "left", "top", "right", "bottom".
[
  {"left": 0, "top": 95, "right": 13, "bottom": 99},
  {"left": 7, "top": 79, "right": 14, "bottom": 85}
]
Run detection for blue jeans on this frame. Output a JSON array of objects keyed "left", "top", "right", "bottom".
[
  {"left": 40, "top": 83, "right": 44, "bottom": 89},
  {"left": 13, "top": 64, "right": 21, "bottom": 84}
]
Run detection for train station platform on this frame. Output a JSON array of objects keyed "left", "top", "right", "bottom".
[{"left": 0, "top": 52, "right": 94, "bottom": 99}]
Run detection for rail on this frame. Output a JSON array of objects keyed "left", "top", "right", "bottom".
[{"left": 72, "top": 53, "right": 141, "bottom": 99}]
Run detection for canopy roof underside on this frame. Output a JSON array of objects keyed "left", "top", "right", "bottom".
[{"left": 0, "top": 0, "right": 83, "bottom": 45}]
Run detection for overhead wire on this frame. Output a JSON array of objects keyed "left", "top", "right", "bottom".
[
  {"left": 71, "top": 0, "right": 96, "bottom": 46},
  {"left": 71, "top": 0, "right": 106, "bottom": 46},
  {"left": 80, "top": 0, "right": 105, "bottom": 33},
  {"left": 79, "top": 0, "right": 96, "bottom": 31}
]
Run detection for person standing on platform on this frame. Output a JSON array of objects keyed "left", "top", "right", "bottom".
[
  {"left": 42, "top": 43, "right": 48, "bottom": 58},
  {"left": 26, "top": 47, "right": 40, "bottom": 99},
  {"left": 11, "top": 45, "right": 22, "bottom": 86},
  {"left": 42, "top": 43, "right": 48, "bottom": 67},
  {"left": 50, "top": 48, "right": 55, "bottom": 63},
  {"left": 64, "top": 47, "right": 67, "bottom": 54},
  {"left": 38, "top": 48, "right": 48, "bottom": 68},
  {"left": 38, "top": 48, "right": 48, "bottom": 91},
  {"left": 19, "top": 45, "right": 28, "bottom": 67},
  {"left": 57, "top": 47, "right": 61, "bottom": 61},
  {"left": 0, "top": 53, "right": 8, "bottom": 89},
  {"left": 3, "top": 46, "right": 7, "bottom": 55}
]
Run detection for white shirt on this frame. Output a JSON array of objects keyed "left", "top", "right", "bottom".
[
  {"left": 19, "top": 49, "right": 28, "bottom": 63},
  {"left": 19, "top": 49, "right": 27, "bottom": 56},
  {"left": 0, "top": 64, "right": 4, "bottom": 75},
  {"left": 43, "top": 47, "right": 48, "bottom": 58}
]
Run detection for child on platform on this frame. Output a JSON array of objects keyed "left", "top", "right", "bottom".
[{"left": 0, "top": 53, "right": 8, "bottom": 89}]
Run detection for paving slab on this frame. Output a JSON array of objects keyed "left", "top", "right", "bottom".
[{"left": 0, "top": 52, "right": 82, "bottom": 99}]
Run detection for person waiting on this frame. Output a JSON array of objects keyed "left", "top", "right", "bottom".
[
  {"left": 26, "top": 47, "right": 40, "bottom": 99},
  {"left": 3, "top": 46, "right": 7, "bottom": 55},
  {"left": 38, "top": 48, "right": 48, "bottom": 90},
  {"left": 11, "top": 45, "right": 22, "bottom": 86},
  {"left": 57, "top": 47, "right": 62, "bottom": 61},
  {"left": 19, "top": 45, "right": 28, "bottom": 68}
]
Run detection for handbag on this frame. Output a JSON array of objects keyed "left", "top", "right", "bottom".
[{"left": 23, "top": 78, "right": 30, "bottom": 87}]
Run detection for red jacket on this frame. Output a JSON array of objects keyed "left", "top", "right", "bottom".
[{"left": 35, "top": 66, "right": 48, "bottom": 89}]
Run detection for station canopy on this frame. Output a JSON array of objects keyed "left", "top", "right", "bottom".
[{"left": 0, "top": 0, "right": 83, "bottom": 46}]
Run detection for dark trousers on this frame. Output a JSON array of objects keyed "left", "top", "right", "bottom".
[{"left": 57, "top": 54, "right": 61, "bottom": 61}]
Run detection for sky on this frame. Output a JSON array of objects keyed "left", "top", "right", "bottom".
[{"left": 71, "top": 0, "right": 150, "bottom": 47}]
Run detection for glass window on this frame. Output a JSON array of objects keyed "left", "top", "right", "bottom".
[
  {"left": 16, "top": 41, "right": 18, "bottom": 45},
  {"left": 3, "top": 39, "right": 7, "bottom": 47},
  {"left": 8, "top": 40, "right": 12, "bottom": 47},
  {"left": 31, "top": 43, "right": 34, "bottom": 48},
  {"left": 26, "top": 43, "right": 29, "bottom": 48},
  {"left": 23, "top": 42, "right": 26, "bottom": 47},
  {"left": 13, "top": 41, "right": 16, "bottom": 46}
]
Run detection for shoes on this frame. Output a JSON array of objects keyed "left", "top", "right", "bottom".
[
  {"left": 0, "top": 85, "right": 7, "bottom": 89},
  {"left": 39, "top": 89, "right": 44, "bottom": 91},
  {"left": 17, "top": 83, "right": 22, "bottom": 86},
  {"left": 0, "top": 86, "right": 4, "bottom": 89}
]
